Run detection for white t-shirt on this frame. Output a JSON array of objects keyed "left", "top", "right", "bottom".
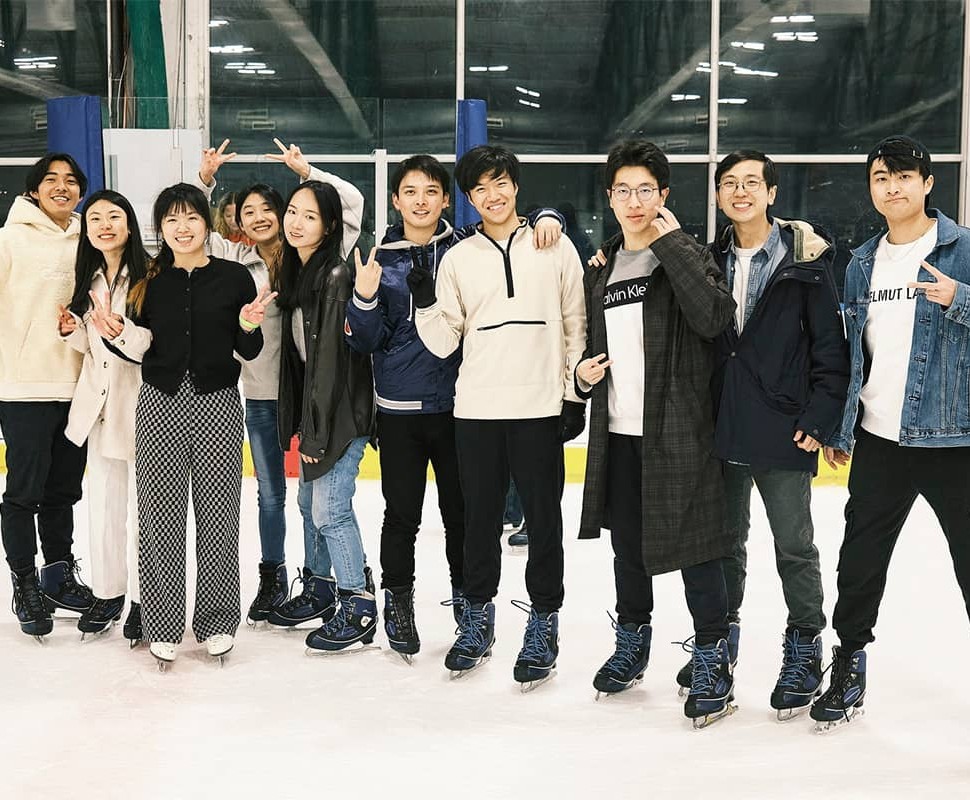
[
  {"left": 732, "top": 245, "right": 759, "bottom": 332},
  {"left": 605, "top": 247, "right": 658, "bottom": 435},
  {"left": 859, "top": 222, "right": 937, "bottom": 441}
]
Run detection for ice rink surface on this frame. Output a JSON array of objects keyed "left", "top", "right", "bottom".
[{"left": 2, "top": 476, "right": 969, "bottom": 800}]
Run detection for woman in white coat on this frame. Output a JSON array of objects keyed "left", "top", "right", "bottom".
[{"left": 59, "top": 190, "right": 151, "bottom": 643}]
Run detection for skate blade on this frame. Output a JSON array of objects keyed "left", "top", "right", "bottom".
[
  {"left": 813, "top": 707, "right": 865, "bottom": 734},
  {"left": 80, "top": 620, "right": 117, "bottom": 642},
  {"left": 518, "top": 670, "right": 556, "bottom": 693},
  {"left": 154, "top": 658, "right": 172, "bottom": 672},
  {"left": 127, "top": 638, "right": 143, "bottom": 650},
  {"left": 449, "top": 654, "right": 492, "bottom": 679},
  {"left": 305, "top": 642, "right": 381, "bottom": 657},
  {"left": 595, "top": 675, "right": 643, "bottom": 701},
  {"left": 395, "top": 652, "right": 416, "bottom": 666},
  {"left": 33, "top": 634, "right": 48, "bottom": 645},
  {"left": 775, "top": 705, "right": 812, "bottom": 723},
  {"left": 691, "top": 702, "right": 738, "bottom": 730}
]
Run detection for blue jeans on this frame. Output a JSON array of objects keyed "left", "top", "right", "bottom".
[
  {"left": 245, "top": 400, "right": 287, "bottom": 565},
  {"left": 298, "top": 436, "right": 368, "bottom": 592}
]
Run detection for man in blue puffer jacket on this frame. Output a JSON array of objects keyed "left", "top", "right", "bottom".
[{"left": 344, "top": 154, "right": 563, "bottom": 661}]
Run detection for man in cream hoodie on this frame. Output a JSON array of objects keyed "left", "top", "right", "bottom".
[
  {"left": 0, "top": 153, "right": 93, "bottom": 639},
  {"left": 409, "top": 145, "right": 586, "bottom": 688}
]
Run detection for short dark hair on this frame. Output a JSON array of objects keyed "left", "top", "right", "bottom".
[
  {"left": 866, "top": 135, "right": 932, "bottom": 180},
  {"left": 391, "top": 155, "right": 451, "bottom": 196},
  {"left": 454, "top": 145, "right": 520, "bottom": 194},
  {"left": 604, "top": 140, "right": 670, "bottom": 191},
  {"left": 235, "top": 183, "right": 285, "bottom": 229},
  {"left": 25, "top": 152, "right": 88, "bottom": 198},
  {"left": 715, "top": 150, "right": 778, "bottom": 189}
]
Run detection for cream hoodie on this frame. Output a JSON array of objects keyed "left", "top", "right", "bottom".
[{"left": 0, "top": 196, "right": 83, "bottom": 400}]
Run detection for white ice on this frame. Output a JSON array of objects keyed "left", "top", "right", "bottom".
[{"left": 1, "top": 476, "right": 969, "bottom": 800}]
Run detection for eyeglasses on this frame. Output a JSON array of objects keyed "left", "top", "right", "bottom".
[
  {"left": 609, "top": 184, "right": 658, "bottom": 202},
  {"left": 718, "top": 178, "right": 766, "bottom": 194}
]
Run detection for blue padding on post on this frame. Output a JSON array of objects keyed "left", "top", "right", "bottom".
[
  {"left": 455, "top": 99, "right": 487, "bottom": 228},
  {"left": 46, "top": 96, "right": 105, "bottom": 195}
]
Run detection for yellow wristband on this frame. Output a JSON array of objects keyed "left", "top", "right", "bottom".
[{"left": 239, "top": 314, "right": 259, "bottom": 331}]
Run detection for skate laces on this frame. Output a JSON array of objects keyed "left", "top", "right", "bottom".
[
  {"left": 448, "top": 599, "right": 489, "bottom": 653},
  {"left": 388, "top": 591, "right": 416, "bottom": 637},
  {"left": 277, "top": 572, "right": 309, "bottom": 612},
  {"left": 64, "top": 559, "right": 91, "bottom": 593},
  {"left": 12, "top": 572, "right": 47, "bottom": 619},
  {"left": 512, "top": 600, "right": 551, "bottom": 661},
  {"left": 603, "top": 613, "right": 644, "bottom": 672},
  {"left": 776, "top": 631, "right": 818, "bottom": 689},
  {"left": 682, "top": 641, "right": 723, "bottom": 697},
  {"left": 254, "top": 570, "right": 281, "bottom": 606}
]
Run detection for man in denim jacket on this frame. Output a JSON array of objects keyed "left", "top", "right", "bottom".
[{"left": 811, "top": 136, "right": 970, "bottom": 730}]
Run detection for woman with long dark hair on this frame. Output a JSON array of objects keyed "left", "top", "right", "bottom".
[
  {"left": 197, "top": 139, "right": 364, "bottom": 627},
  {"left": 103, "top": 183, "right": 271, "bottom": 667},
  {"left": 277, "top": 179, "right": 376, "bottom": 653},
  {"left": 58, "top": 189, "right": 150, "bottom": 643}
]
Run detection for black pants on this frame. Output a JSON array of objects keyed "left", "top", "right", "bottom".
[
  {"left": 607, "top": 433, "right": 728, "bottom": 645},
  {"left": 455, "top": 417, "right": 564, "bottom": 613},
  {"left": 377, "top": 410, "right": 464, "bottom": 591},
  {"left": 0, "top": 401, "right": 86, "bottom": 572},
  {"left": 833, "top": 429, "right": 970, "bottom": 650}
]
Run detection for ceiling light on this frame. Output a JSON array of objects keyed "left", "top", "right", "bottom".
[
  {"left": 696, "top": 65, "right": 712, "bottom": 73},
  {"left": 238, "top": 69, "right": 256, "bottom": 74},
  {"left": 718, "top": 60, "right": 737, "bottom": 67},
  {"left": 515, "top": 86, "right": 541, "bottom": 97},
  {"left": 734, "top": 67, "right": 779, "bottom": 77},
  {"left": 718, "top": 98, "right": 748, "bottom": 104},
  {"left": 770, "top": 15, "right": 788, "bottom": 23},
  {"left": 209, "top": 45, "right": 255, "bottom": 54},
  {"left": 209, "top": 19, "right": 229, "bottom": 27},
  {"left": 730, "top": 41, "right": 765, "bottom": 51},
  {"left": 790, "top": 14, "right": 815, "bottom": 23},
  {"left": 469, "top": 66, "right": 488, "bottom": 72},
  {"left": 796, "top": 32, "right": 818, "bottom": 42},
  {"left": 773, "top": 32, "right": 797, "bottom": 41},
  {"left": 488, "top": 65, "right": 509, "bottom": 72},
  {"left": 257, "top": 70, "right": 276, "bottom": 75},
  {"left": 516, "top": 99, "right": 540, "bottom": 108}
]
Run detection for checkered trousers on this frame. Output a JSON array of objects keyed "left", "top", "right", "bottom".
[{"left": 136, "top": 374, "right": 244, "bottom": 644}]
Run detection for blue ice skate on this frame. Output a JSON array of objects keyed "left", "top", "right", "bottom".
[
  {"left": 305, "top": 591, "right": 379, "bottom": 654},
  {"left": 10, "top": 569, "right": 53, "bottom": 641},
  {"left": 40, "top": 559, "right": 94, "bottom": 614},
  {"left": 384, "top": 587, "right": 420, "bottom": 663},
  {"left": 512, "top": 600, "right": 558, "bottom": 692},
  {"left": 683, "top": 639, "right": 737, "bottom": 729},
  {"left": 676, "top": 622, "right": 740, "bottom": 696},
  {"left": 771, "top": 628, "right": 824, "bottom": 721},
  {"left": 810, "top": 647, "right": 866, "bottom": 733},
  {"left": 444, "top": 599, "right": 495, "bottom": 677},
  {"left": 267, "top": 569, "right": 337, "bottom": 627},
  {"left": 593, "top": 613, "right": 651, "bottom": 699}
]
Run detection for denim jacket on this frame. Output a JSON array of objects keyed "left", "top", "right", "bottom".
[{"left": 835, "top": 209, "right": 970, "bottom": 451}]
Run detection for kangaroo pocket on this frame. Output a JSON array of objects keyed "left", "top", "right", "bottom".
[{"left": 462, "top": 319, "right": 559, "bottom": 394}]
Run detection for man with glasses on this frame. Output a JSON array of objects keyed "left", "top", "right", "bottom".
[
  {"left": 577, "top": 140, "right": 737, "bottom": 727},
  {"left": 674, "top": 150, "right": 848, "bottom": 721},
  {"left": 812, "top": 136, "right": 970, "bottom": 730}
]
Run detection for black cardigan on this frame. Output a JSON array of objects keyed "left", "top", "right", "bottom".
[{"left": 138, "top": 256, "right": 261, "bottom": 394}]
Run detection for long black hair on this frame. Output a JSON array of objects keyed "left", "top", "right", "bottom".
[
  {"left": 69, "top": 190, "right": 150, "bottom": 317},
  {"left": 129, "top": 183, "right": 212, "bottom": 315},
  {"left": 277, "top": 180, "right": 344, "bottom": 310}
]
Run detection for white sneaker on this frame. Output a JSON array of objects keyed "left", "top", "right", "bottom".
[
  {"left": 205, "top": 634, "right": 234, "bottom": 657},
  {"left": 150, "top": 641, "right": 177, "bottom": 662}
]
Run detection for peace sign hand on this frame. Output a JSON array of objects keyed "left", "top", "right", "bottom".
[
  {"left": 266, "top": 138, "right": 311, "bottom": 180},
  {"left": 88, "top": 290, "right": 124, "bottom": 339},
  {"left": 57, "top": 304, "right": 77, "bottom": 336},
  {"left": 240, "top": 285, "right": 278, "bottom": 329},
  {"left": 354, "top": 247, "right": 382, "bottom": 300},
  {"left": 907, "top": 260, "right": 957, "bottom": 309},
  {"left": 199, "top": 139, "right": 237, "bottom": 186}
]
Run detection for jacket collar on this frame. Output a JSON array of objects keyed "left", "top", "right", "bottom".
[
  {"left": 716, "top": 217, "right": 829, "bottom": 264},
  {"left": 379, "top": 218, "right": 455, "bottom": 251},
  {"left": 850, "top": 208, "right": 955, "bottom": 259}
]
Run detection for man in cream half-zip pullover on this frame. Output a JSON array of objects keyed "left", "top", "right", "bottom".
[
  {"left": 0, "top": 154, "right": 94, "bottom": 638},
  {"left": 410, "top": 145, "right": 586, "bottom": 686}
]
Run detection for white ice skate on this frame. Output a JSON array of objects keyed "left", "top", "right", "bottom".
[
  {"left": 205, "top": 634, "right": 234, "bottom": 666},
  {"left": 150, "top": 641, "right": 177, "bottom": 671}
]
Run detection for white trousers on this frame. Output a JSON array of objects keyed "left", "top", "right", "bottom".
[{"left": 86, "top": 421, "right": 139, "bottom": 601}]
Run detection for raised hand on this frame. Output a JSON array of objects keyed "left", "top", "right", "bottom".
[
  {"left": 266, "top": 138, "right": 311, "bottom": 180},
  {"left": 354, "top": 246, "right": 382, "bottom": 300},
  {"left": 588, "top": 248, "right": 607, "bottom": 269},
  {"left": 57, "top": 304, "right": 77, "bottom": 336},
  {"left": 650, "top": 206, "right": 681, "bottom": 241},
  {"left": 88, "top": 290, "right": 124, "bottom": 340},
  {"left": 533, "top": 217, "right": 563, "bottom": 249},
  {"left": 240, "top": 285, "right": 278, "bottom": 329},
  {"left": 199, "top": 138, "right": 237, "bottom": 186},
  {"left": 907, "top": 260, "right": 957, "bottom": 308}
]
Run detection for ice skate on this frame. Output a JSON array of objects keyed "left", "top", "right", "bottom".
[
  {"left": 305, "top": 591, "right": 379, "bottom": 655},
  {"left": 123, "top": 602, "right": 143, "bottom": 648},
  {"left": 150, "top": 641, "right": 177, "bottom": 672},
  {"left": 770, "top": 628, "right": 823, "bottom": 722},
  {"left": 683, "top": 639, "right": 737, "bottom": 730},
  {"left": 247, "top": 562, "right": 287, "bottom": 626},
  {"left": 593, "top": 614, "right": 651, "bottom": 700},
  {"left": 205, "top": 634, "right": 234, "bottom": 666},
  {"left": 267, "top": 569, "right": 337, "bottom": 628},
  {"left": 384, "top": 587, "right": 420, "bottom": 664},
  {"left": 676, "top": 622, "right": 740, "bottom": 697},
  {"left": 444, "top": 599, "right": 495, "bottom": 678},
  {"left": 10, "top": 569, "right": 53, "bottom": 642},
  {"left": 512, "top": 600, "right": 558, "bottom": 692},
  {"left": 39, "top": 558, "right": 95, "bottom": 615},
  {"left": 78, "top": 595, "right": 125, "bottom": 641},
  {"left": 811, "top": 647, "right": 866, "bottom": 733},
  {"left": 508, "top": 524, "right": 529, "bottom": 549}
]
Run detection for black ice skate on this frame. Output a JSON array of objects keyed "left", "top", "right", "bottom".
[
  {"left": 444, "top": 599, "right": 495, "bottom": 678},
  {"left": 384, "top": 587, "right": 420, "bottom": 664},
  {"left": 267, "top": 569, "right": 337, "bottom": 628},
  {"left": 512, "top": 600, "right": 558, "bottom": 693},
  {"left": 508, "top": 524, "right": 529, "bottom": 548},
  {"left": 770, "top": 628, "right": 823, "bottom": 721},
  {"left": 77, "top": 595, "right": 125, "bottom": 640},
  {"left": 10, "top": 569, "right": 53, "bottom": 642},
  {"left": 676, "top": 622, "right": 740, "bottom": 697},
  {"left": 39, "top": 558, "right": 94, "bottom": 614},
  {"left": 593, "top": 614, "right": 651, "bottom": 700},
  {"left": 683, "top": 639, "right": 737, "bottom": 730},
  {"left": 810, "top": 646, "right": 866, "bottom": 733},
  {"left": 123, "top": 601, "right": 143, "bottom": 647},
  {"left": 305, "top": 591, "right": 379, "bottom": 654},
  {"left": 247, "top": 562, "right": 287, "bottom": 625}
]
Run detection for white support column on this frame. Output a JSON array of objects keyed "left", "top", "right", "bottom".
[
  {"left": 374, "top": 148, "right": 389, "bottom": 240},
  {"left": 706, "top": 0, "right": 721, "bottom": 243},
  {"left": 456, "top": 0, "right": 465, "bottom": 100},
  {"left": 960, "top": 0, "right": 970, "bottom": 224}
]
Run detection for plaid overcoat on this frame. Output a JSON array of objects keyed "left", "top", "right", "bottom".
[{"left": 577, "top": 230, "right": 736, "bottom": 575}]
